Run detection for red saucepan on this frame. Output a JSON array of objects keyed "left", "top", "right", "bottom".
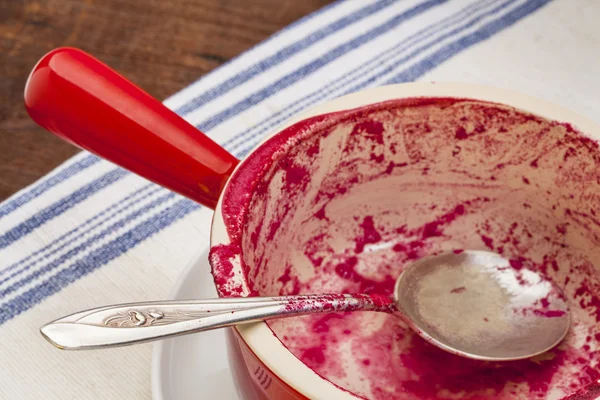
[{"left": 25, "top": 48, "right": 600, "bottom": 399}]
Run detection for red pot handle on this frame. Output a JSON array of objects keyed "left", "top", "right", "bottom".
[{"left": 24, "top": 47, "right": 239, "bottom": 210}]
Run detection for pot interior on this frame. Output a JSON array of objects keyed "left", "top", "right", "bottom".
[{"left": 214, "top": 97, "right": 600, "bottom": 399}]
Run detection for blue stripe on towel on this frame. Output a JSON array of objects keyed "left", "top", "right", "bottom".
[
  {"left": 175, "top": 0, "right": 401, "bottom": 115},
  {"left": 0, "top": 155, "right": 100, "bottom": 221},
  {"left": 0, "top": 169, "right": 129, "bottom": 250},
  {"left": 0, "top": 193, "right": 177, "bottom": 302},
  {"left": 226, "top": 0, "right": 510, "bottom": 156},
  {"left": 0, "top": 185, "right": 163, "bottom": 281},
  {"left": 193, "top": 0, "right": 445, "bottom": 132}
]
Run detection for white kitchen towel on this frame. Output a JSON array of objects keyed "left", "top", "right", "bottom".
[{"left": 1, "top": 0, "right": 599, "bottom": 398}]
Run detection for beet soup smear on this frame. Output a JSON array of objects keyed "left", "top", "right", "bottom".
[{"left": 211, "top": 97, "right": 600, "bottom": 399}]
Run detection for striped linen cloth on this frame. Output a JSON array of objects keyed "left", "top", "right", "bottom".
[{"left": 2, "top": 0, "right": 600, "bottom": 398}]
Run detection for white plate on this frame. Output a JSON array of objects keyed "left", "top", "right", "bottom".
[{"left": 151, "top": 249, "right": 241, "bottom": 400}]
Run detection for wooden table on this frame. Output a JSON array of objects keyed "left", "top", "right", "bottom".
[{"left": 0, "top": 0, "right": 332, "bottom": 201}]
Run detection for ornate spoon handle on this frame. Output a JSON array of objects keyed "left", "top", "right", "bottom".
[{"left": 41, "top": 294, "right": 396, "bottom": 350}]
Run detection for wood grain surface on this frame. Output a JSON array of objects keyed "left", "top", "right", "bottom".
[{"left": 0, "top": 0, "right": 332, "bottom": 201}]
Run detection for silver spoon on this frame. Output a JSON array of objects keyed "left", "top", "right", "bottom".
[{"left": 40, "top": 250, "right": 570, "bottom": 361}]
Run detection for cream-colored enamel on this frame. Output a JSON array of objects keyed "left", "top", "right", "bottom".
[{"left": 209, "top": 83, "right": 600, "bottom": 398}]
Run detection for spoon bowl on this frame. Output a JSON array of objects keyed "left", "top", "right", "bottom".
[
  {"left": 394, "top": 250, "right": 570, "bottom": 361},
  {"left": 41, "top": 250, "right": 570, "bottom": 361}
]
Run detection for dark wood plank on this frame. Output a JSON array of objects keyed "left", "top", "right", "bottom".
[{"left": 0, "top": 0, "right": 333, "bottom": 201}]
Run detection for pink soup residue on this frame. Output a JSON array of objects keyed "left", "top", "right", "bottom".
[{"left": 211, "top": 98, "right": 600, "bottom": 399}]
